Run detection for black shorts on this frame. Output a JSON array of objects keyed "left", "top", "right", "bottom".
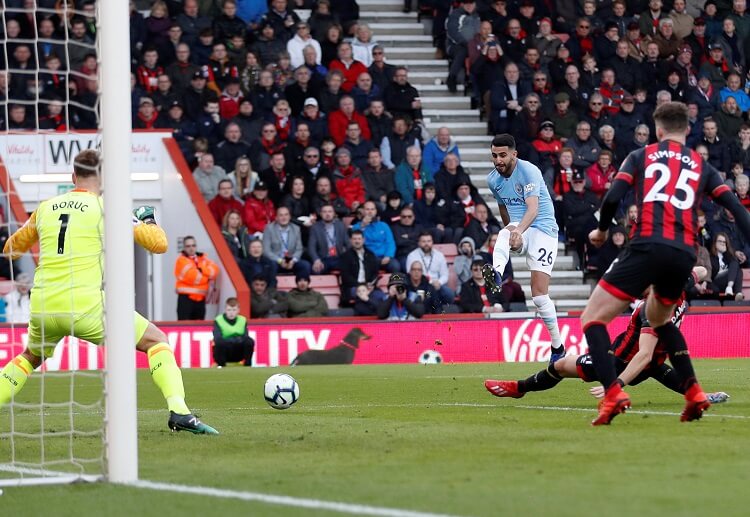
[{"left": 599, "top": 243, "right": 695, "bottom": 305}]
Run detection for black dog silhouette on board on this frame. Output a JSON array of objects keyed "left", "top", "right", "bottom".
[{"left": 292, "top": 328, "right": 371, "bottom": 365}]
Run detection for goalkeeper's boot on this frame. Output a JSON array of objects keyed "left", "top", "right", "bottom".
[
  {"left": 591, "top": 386, "right": 630, "bottom": 426},
  {"left": 706, "top": 391, "right": 729, "bottom": 404},
  {"left": 168, "top": 411, "right": 219, "bottom": 435},
  {"left": 681, "top": 384, "right": 710, "bottom": 422},
  {"left": 481, "top": 264, "right": 501, "bottom": 295},
  {"left": 484, "top": 380, "right": 524, "bottom": 399}
]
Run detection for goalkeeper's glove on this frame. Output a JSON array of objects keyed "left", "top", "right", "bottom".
[{"left": 133, "top": 205, "right": 157, "bottom": 224}]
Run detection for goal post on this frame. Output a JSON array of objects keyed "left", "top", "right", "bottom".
[{"left": 99, "top": 0, "right": 138, "bottom": 483}]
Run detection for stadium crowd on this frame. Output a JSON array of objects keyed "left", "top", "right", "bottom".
[{"left": 2, "top": 0, "right": 750, "bottom": 318}]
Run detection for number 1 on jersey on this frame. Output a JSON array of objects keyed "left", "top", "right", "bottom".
[{"left": 57, "top": 213, "right": 70, "bottom": 254}]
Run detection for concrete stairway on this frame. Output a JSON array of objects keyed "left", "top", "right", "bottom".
[{"left": 341, "top": 1, "right": 590, "bottom": 310}]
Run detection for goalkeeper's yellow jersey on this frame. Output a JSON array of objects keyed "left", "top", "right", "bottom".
[{"left": 3, "top": 189, "right": 168, "bottom": 315}]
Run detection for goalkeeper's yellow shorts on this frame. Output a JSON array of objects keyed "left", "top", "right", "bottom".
[{"left": 27, "top": 309, "right": 151, "bottom": 358}]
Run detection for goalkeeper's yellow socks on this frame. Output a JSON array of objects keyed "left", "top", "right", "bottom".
[
  {"left": 0, "top": 355, "right": 34, "bottom": 407},
  {"left": 147, "top": 344, "right": 190, "bottom": 415}
]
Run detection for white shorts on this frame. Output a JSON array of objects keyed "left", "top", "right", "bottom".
[{"left": 508, "top": 222, "right": 558, "bottom": 276}]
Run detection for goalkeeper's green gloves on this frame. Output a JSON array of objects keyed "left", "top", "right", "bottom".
[{"left": 133, "top": 205, "right": 157, "bottom": 224}]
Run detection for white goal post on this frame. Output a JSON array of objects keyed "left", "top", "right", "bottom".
[{"left": 100, "top": 0, "right": 138, "bottom": 484}]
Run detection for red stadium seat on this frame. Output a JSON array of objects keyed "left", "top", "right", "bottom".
[
  {"left": 434, "top": 243, "right": 458, "bottom": 264},
  {"left": 276, "top": 276, "right": 297, "bottom": 291}
]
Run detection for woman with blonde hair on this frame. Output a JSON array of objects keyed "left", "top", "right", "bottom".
[
  {"left": 221, "top": 209, "right": 252, "bottom": 262},
  {"left": 229, "top": 156, "right": 258, "bottom": 200}
]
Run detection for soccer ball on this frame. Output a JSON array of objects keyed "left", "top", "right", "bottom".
[
  {"left": 419, "top": 350, "right": 443, "bottom": 364},
  {"left": 264, "top": 373, "right": 300, "bottom": 410}
]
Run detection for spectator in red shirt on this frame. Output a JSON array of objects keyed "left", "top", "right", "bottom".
[
  {"left": 328, "top": 95, "right": 372, "bottom": 146},
  {"left": 136, "top": 48, "right": 164, "bottom": 93},
  {"left": 332, "top": 148, "right": 365, "bottom": 211},
  {"left": 585, "top": 150, "right": 616, "bottom": 199},
  {"left": 328, "top": 41, "right": 368, "bottom": 93},
  {"left": 598, "top": 68, "right": 625, "bottom": 115},
  {"left": 244, "top": 181, "right": 276, "bottom": 235},
  {"left": 219, "top": 78, "right": 244, "bottom": 119},
  {"left": 209, "top": 179, "right": 245, "bottom": 227}
]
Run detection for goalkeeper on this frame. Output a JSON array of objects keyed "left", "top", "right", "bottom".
[{"left": 0, "top": 150, "right": 218, "bottom": 435}]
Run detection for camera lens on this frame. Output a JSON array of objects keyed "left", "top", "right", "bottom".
[{"left": 396, "top": 286, "right": 405, "bottom": 294}]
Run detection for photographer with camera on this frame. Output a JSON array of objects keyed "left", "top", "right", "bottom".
[{"left": 376, "top": 273, "right": 425, "bottom": 321}]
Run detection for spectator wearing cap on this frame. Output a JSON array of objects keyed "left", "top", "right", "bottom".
[
  {"left": 532, "top": 120, "right": 563, "bottom": 180},
  {"left": 192, "top": 153, "right": 228, "bottom": 202},
  {"left": 720, "top": 71, "right": 750, "bottom": 112},
  {"left": 296, "top": 98, "right": 328, "bottom": 144},
  {"left": 332, "top": 148, "right": 366, "bottom": 211},
  {"left": 612, "top": 95, "right": 645, "bottom": 143},
  {"left": 595, "top": 21, "right": 621, "bottom": 65},
  {"left": 700, "top": 43, "right": 734, "bottom": 91},
  {"left": 287, "top": 21, "right": 322, "bottom": 69},
  {"left": 165, "top": 99, "right": 198, "bottom": 155},
  {"left": 219, "top": 78, "right": 244, "bottom": 119},
  {"left": 669, "top": 0, "right": 695, "bottom": 39},
  {"left": 231, "top": 99, "right": 264, "bottom": 147},
  {"left": 287, "top": 273, "right": 329, "bottom": 318},
  {"left": 263, "top": 205, "right": 312, "bottom": 277},
  {"left": 445, "top": 0, "right": 481, "bottom": 93},
  {"left": 534, "top": 17, "right": 562, "bottom": 67},
  {"left": 549, "top": 92, "right": 579, "bottom": 142},
  {"left": 285, "top": 67, "right": 320, "bottom": 116},
  {"left": 670, "top": 45, "right": 698, "bottom": 87},
  {"left": 133, "top": 97, "right": 164, "bottom": 129},
  {"left": 377, "top": 273, "right": 425, "bottom": 320},
  {"left": 683, "top": 17, "right": 709, "bottom": 68},
  {"left": 328, "top": 95, "right": 372, "bottom": 147},
  {"left": 562, "top": 168, "right": 599, "bottom": 268},
  {"left": 181, "top": 70, "right": 213, "bottom": 122},
  {"left": 244, "top": 181, "right": 276, "bottom": 234},
  {"left": 459, "top": 258, "right": 508, "bottom": 314}
]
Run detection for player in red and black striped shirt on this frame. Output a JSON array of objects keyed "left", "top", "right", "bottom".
[
  {"left": 485, "top": 268, "right": 727, "bottom": 404},
  {"left": 581, "top": 102, "right": 750, "bottom": 426}
]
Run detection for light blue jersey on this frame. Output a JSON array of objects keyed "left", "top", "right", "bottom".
[{"left": 487, "top": 158, "right": 559, "bottom": 237}]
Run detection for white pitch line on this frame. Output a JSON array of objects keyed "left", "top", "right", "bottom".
[
  {"left": 513, "top": 404, "right": 750, "bottom": 420},
  {"left": 131, "top": 480, "right": 462, "bottom": 517}
]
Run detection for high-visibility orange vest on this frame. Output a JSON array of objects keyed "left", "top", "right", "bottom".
[{"left": 174, "top": 252, "right": 219, "bottom": 302}]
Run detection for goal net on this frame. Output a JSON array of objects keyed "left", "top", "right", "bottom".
[{"left": 0, "top": 0, "right": 136, "bottom": 486}]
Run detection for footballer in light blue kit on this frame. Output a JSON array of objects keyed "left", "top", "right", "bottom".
[{"left": 483, "top": 134, "right": 565, "bottom": 370}]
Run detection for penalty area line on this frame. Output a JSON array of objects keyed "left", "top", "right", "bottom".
[{"left": 130, "top": 480, "right": 461, "bottom": 517}]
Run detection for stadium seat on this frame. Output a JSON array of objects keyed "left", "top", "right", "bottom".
[
  {"left": 276, "top": 276, "right": 297, "bottom": 291},
  {"left": 689, "top": 300, "right": 722, "bottom": 307},
  {"left": 509, "top": 302, "right": 528, "bottom": 312},
  {"left": 722, "top": 300, "right": 750, "bottom": 307},
  {"left": 435, "top": 243, "right": 458, "bottom": 263},
  {"left": 442, "top": 304, "right": 461, "bottom": 314}
]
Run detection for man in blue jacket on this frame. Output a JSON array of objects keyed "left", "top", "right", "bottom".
[{"left": 352, "top": 200, "right": 400, "bottom": 273}]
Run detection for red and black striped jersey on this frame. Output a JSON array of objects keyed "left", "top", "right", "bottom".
[
  {"left": 613, "top": 295, "right": 688, "bottom": 365},
  {"left": 615, "top": 141, "right": 731, "bottom": 254}
]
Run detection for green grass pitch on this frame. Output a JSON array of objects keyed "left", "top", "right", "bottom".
[{"left": 1, "top": 359, "right": 749, "bottom": 516}]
